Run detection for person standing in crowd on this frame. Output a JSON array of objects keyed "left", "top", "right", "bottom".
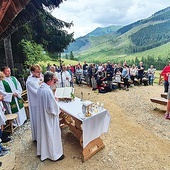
[
  {"left": 160, "top": 61, "right": 170, "bottom": 92},
  {"left": 130, "top": 64, "right": 137, "bottom": 85},
  {"left": 106, "top": 61, "right": 113, "bottom": 91},
  {"left": 122, "top": 64, "right": 130, "bottom": 91},
  {"left": 89, "top": 64, "right": 98, "bottom": 90},
  {"left": 75, "top": 65, "right": 83, "bottom": 86},
  {"left": 83, "top": 61, "right": 88, "bottom": 77},
  {"left": 115, "top": 68, "right": 122, "bottom": 90},
  {"left": 67, "top": 65, "right": 74, "bottom": 87},
  {"left": 0, "top": 93, "right": 10, "bottom": 157},
  {"left": 0, "top": 66, "right": 27, "bottom": 126},
  {"left": 165, "top": 91, "right": 170, "bottom": 119},
  {"left": 137, "top": 61, "right": 145, "bottom": 85},
  {"left": 147, "top": 65, "right": 156, "bottom": 85},
  {"left": 58, "top": 65, "right": 71, "bottom": 87},
  {"left": 26, "top": 64, "right": 43, "bottom": 141},
  {"left": 97, "top": 63, "right": 103, "bottom": 76},
  {"left": 36, "top": 71, "right": 64, "bottom": 161},
  {"left": 46, "top": 63, "right": 51, "bottom": 71},
  {"left": 49, "top": 65, "right": 59, "bottom": 92},
  {"left": 0, "top": 72, "right": 11, "bottom": 143},
  {"left": 165, "top": 70, "right": 170, "bottom": 119}
]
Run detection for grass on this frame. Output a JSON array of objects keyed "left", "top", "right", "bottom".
[{"left": 38, "top": 59, "right": 83, "bottom": 67}]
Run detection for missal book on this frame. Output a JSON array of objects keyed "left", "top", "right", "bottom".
[{"left": 55, "top": 87, "right": 74, "bottom": 100}]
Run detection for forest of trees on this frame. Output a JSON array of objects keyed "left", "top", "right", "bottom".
[
  {"left": 89, "top": 55, "right": 169, "bottom": 70},
  {"left": 130, "top": 21, "right": 170, "bottom": 53}
]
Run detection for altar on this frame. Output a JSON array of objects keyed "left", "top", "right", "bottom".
[{"left": 58, "top": 97, "right": 110, "bottom": 162}]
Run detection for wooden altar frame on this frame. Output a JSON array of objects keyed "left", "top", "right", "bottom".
[{"left": 59, "top": 111, "right": 105, "bottom": 162}]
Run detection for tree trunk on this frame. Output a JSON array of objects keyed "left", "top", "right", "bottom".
[{"left": 3, "top": 35, "right": 14, "bottom": 69}]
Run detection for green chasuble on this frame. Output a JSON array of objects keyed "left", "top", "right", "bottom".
[{"left": 2, "top": 76, "right": 24, "bottom": 113}]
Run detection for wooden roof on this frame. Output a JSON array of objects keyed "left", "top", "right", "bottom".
[
  {"left": 0, "top": 0, "right": 63, "bottom": 40},
  {"left": 0, "top": 0, "right": 30, "bottom": 38}
]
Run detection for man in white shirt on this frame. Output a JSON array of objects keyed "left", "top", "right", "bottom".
[
  {"left": 0, "top": 66, "right": 27, "bottom": 126},
  {"left": 26, "top": 64, "right": 43, "bottom": 141},
  {"left": 58, "top": 66, "right": 71, "bottom": 87},
  {"left": 36, "top": 71, "right": 64, "bottom": 161}
]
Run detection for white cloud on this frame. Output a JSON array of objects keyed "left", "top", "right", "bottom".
[{"left": 52, "top": 0, "right": 170, "bottom": 38}]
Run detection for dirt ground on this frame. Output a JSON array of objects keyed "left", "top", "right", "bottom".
[{"left": 1, "top": 83, "right": 170, "bottom": 170}]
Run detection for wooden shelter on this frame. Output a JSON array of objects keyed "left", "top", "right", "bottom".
[
  {"left": 0, "top": 0, "right": 63, "bottom": 69},
  {"left": 0, "top": 0, "right": 63, "bottom": 39},
  {"left": 0, "top": 0, "right": 30, "bottom": 39}
]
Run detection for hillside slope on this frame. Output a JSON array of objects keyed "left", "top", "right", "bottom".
[{"left": 66, "top": 6, "right": 170, "bottom": 63}]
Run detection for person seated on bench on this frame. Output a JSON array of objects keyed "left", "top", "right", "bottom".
[{"left": 97, "top": 76, "right": 111, "bottom": 93}]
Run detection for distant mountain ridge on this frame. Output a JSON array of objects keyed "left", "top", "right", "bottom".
[
  {"left": 65, "top": 25, "right": 122, "bottom": 52},
  {"left": 65, "top": 6, "right": 170, "bottom": 63},
  {"left": 86, "top": 25, "right": 122, "bottom": 37}
]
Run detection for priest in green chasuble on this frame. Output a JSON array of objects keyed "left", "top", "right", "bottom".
[{"left": 0, "top": 66, "right": 27, "bottom": 126}]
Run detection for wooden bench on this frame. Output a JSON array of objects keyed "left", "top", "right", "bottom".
[
  {"left": 150, "top": 97, "right": 167, "bottom": 105},
  {"left": 161, "top": 93, "right": 167, "bottom": 99},
  {"left": 4, "top": 114, "right": 19, "bottom": 134}
]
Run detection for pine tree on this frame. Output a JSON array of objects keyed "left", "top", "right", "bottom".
[{"left": 70, "top": 51, "right": 74, "bottom": 60}]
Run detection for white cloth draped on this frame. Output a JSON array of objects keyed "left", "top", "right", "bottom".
[
  {"left": 58, "top": 98, "right": 110, "bottom": 148},
  {"left": 0, "top": 102, "right": 6, "bottom": 126},
  {"left": 0, "top": 77, "right": 27, "bottom": 126},
  {"left": 36, "top": 82, "right": 63, "bottom": 161},
  {"left": 26, "top": 75, "right": 41, "bottom": 141}
]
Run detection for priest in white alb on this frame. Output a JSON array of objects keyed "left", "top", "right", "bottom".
[
  {"left": 36, "top": 71, "right": 64, "bottom": 161},
  {"left": 0, "top": 66, "right": 27, "bottom": 126},
  {"left": 26, "top": 64, "right": 43, "bottom": 141}
]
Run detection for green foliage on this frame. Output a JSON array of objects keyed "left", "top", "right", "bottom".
[
  {"left": 130, "top": 21, "right": 170, "bottom": 52},
  {"left": 8, "top": 5, "right": 74, "bottom": 67},
  {"left": 69, "top": 51, "right": 74, "bottom": 60},
  {"left": 19, "top": 39, "right": 49, "bottom": 65},
  {"left": 65, "top": 54, "right": 68, "bottom": 59}
]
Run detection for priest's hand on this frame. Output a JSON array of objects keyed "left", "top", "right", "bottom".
[
  {"left": 0, "top": 94, "right": 4, "bottom": 101},
  {"left": 55, "top": 97, "right": 59, "bottom": 101},
  {"left": 13, "top": 92, "right": 18, "bottom": 97}
]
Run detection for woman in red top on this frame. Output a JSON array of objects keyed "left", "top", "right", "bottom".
[{"left": 160, "top": 61, "right": 170, "bottom": 92}]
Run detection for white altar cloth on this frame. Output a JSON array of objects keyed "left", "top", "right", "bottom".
[{"left": 58, "top": 98, "right": 110, "bottom": 148}]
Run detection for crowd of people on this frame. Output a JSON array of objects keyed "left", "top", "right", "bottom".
[
  {"left": 0, "top": 60, "right": 158, "bottom": 164},
  {"left": 46, "top": 61, "right": 156, "bottom": 92}
]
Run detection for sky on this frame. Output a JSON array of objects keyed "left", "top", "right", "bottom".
[{"left": 52, "top": 0, "right": 170, "bottom": 38}]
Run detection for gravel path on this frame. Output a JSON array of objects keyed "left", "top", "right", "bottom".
[{"left": 2, "top": 83, "right": 170, "bottom": 170}]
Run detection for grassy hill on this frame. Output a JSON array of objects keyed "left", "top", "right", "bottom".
[
  {"left": 65, "top": 25, "right": 121, "bottom": 52},
  {"left": 65, "top": 6, "right": 170, "bottom": 64}
]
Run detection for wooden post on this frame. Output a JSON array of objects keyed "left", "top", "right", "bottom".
[
  {"left": 3, "top": 35, "right": 14, "bottom": 69},
  {"left": 158, "top": 72, "right": 164, "bottom": 85}
]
